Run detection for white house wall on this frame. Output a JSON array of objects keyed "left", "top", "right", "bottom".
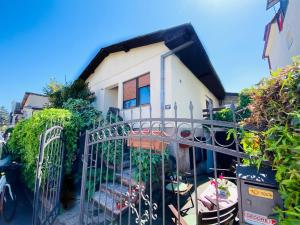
[
  {"left": 86, "top": 42, "right": 172, "bottom": 119},
  {"left": 266, "top": 0, "right": 300, "bottom": 69},
  {"left": 86, "top": 41, "right": 219, "bottom": 121},
  {"left": 170, "top": 55, "right": 219, "bottom": 119}
]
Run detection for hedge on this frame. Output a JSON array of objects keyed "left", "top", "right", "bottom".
[{"left": 7, "top": 108, "right": 79, "bottom": 191}]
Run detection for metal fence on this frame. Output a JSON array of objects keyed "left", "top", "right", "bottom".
[
  {"left": 79, "top": 102, "right": 249, "bottom": 225},
  {"left": 32, "top": 123, "right": 65, "bottom": 225}
]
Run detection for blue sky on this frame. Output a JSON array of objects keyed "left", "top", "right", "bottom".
[{"left": 0, "top": 0, "right": 275, "bottom": 110}]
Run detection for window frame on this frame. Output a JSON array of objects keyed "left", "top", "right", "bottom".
[{"left": 123, "top": 73, "right": 150, "bottom": 109}]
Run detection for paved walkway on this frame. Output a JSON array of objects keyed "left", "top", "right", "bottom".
[{"left": 3, "top": 183, "right": 33, "bottom": 225}]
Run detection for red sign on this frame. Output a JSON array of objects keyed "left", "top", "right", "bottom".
[{"left": 244, "top": 211, "right": 277, "bottom": 225}]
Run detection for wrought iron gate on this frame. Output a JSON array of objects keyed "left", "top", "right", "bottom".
[
  {"left": 32, "top": 124, "right": 64, "bottom": 225},
  {"left": 79, "top": 103, "right": 249, "bottom": 225}
]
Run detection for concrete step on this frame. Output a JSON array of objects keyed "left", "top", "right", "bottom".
[
  {"left": 104, "top": 159, "right": 131, "bottom": 170},
  {"left": 116, "top": 168, "right": 137, "bottom": 186},
  {"left": 93, "top": 191, "right": 128, "bottom": 216},
  {"left": 100, "top": 182, "right": 128, "bottom": 198}
]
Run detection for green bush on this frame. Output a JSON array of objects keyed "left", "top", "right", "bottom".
[
  {"left": 238, "top": 59, "right": 300, "bottom": 224},
  {"left": 63, "top": 98, "right": 102, "bottom": 131},
  {"left": 132, "top": 148, "right": 168, "bottom": 183},
  {"left": 213, "top": 89, "right": 251, "bottom": 122},
  {"left": 7, "top": 108, "right": 79, "bottom": 191}
]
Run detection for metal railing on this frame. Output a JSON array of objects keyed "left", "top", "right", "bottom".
[
  {"left": 79, "top": 102, "right": 248, "bottom": 225},
  {"left": 32, "top": 122, "right": 65, "bottom": 225}
]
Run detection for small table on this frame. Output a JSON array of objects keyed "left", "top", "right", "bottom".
[{"left": 198, "top": 179, "right": 237, "bottom": 210}]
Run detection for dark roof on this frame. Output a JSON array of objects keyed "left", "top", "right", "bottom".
[
  {"left": 78, "top": 23, "right": 225, "bottom": 99},
  {"left": 225, "top": 92, "right": 239, "bottom": 96}
]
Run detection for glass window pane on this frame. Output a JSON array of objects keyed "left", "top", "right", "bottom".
[
  {"left": 123, "top": 99, "right": 136, "bottom": 109},
  {"left": 139, "top": 86, "right": 150, "bottom": 105}
]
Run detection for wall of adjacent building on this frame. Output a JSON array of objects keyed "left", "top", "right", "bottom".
[
  {"left": 24, "top": 95, "right": 49, "bottom": 109},
  {"left": 266, "top": 0, "right": 300, "bottom": 69}
]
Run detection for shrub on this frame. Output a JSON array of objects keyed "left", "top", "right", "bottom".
[
  {"left": 213, "top": 89, "right": 251, "bottom": 122},
  {"left": 132, "top": 148, "right": 166, "bottom": 183},
  {"left": 62, "top": 98, "right": 102, "bottom": 131},
  {"left": 7, "top": 108, "right": 79, "bottom": 191},
  {"left": 238, "top": 59, "right": 300, "bottom": 224}
]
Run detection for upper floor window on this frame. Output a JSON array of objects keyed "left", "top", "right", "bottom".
[{"left": 123, "top": 73, "right": 150, "bottom": 109}]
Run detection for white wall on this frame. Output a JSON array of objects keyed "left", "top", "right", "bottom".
[
  {"left": 87, "top": 42, "right": 171, "bottom": 119},
  {"left": 266, "top": 0, "right": 300, "bottom": 69},
  {"left": 87, "top": 42, "right": 219, "bottom": 121},
  {"left": 170, "top": 55, "right": 219, "bottom": 119},
  {"left": 24, "top": 95, "right": 49, "bottom": 109}
]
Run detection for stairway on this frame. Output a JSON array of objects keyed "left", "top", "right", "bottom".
[{"left": 91, "top": 151, "right": 141, "bottom": 222}]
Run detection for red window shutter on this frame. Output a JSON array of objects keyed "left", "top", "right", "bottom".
[
  {"left": 138, "top": 73, "right": 150, "bottom": 88},
  {"left": 123, "top": 79, "right": 137, "bottom": 101}
]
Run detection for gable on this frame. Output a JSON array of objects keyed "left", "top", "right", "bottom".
[
  {"left": 86, "top": 42, "right": 168, "bottom": 84},
  {"left": 80, "top": 24, "right": 225, "bottom": 99}
]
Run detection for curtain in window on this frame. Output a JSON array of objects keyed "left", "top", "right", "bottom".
[
  {"left": 138, "top": 73, "right": 150, "bottom": 88},
  {"left": 123, "top": 79, "right": 137, "bottom": 101}
]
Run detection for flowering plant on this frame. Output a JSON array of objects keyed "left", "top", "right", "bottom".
[{"left": 210, "top": 174, "right": 230, "bottom": 198}]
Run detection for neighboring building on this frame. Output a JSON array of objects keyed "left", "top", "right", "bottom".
[
  {"left": 263, "top": 0, "right": 300, "bottom": 70},
  {"left": 221, "top": 92, "right": 239, "bottom": 106},
  {"left": 9, "top": 101, "right": 22, "bottom": 127},
  {"left": 20, "top": 92, "right": 49, "bottom": 119},
  {"left": 79, "top": 23, "right": 225, "bottom": 121},
  {"left": 78, "top": 23, "right": 228, "bottom": 171}
]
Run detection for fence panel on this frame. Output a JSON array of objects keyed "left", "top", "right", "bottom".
[{"left": 79, "top": 103, "right": 248, "bottom": 225}]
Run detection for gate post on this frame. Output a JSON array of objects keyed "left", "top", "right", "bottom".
[{"left": 79, "top": 130, "right": 89, "bottom": 224}]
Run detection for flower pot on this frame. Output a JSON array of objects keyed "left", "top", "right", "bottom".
[
  {"left": 179, "top": 130, "right": 191, "bottom": 148},
  {"left": 127, "top": 129, "right": 168, "bottom": 151}
]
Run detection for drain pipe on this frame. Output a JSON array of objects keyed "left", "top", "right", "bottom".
[
  {"left": 160, "top": 40, "right": 194, "bottom": 118},
  {"left": 159, "top": 40, "right": 194, "bottom": 225}
]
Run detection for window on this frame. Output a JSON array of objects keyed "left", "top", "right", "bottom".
[
  {"left": 139, "top": 86, "right": 150, "bottom": 105},
  {"left": 123, "top": 73, "right": 150, "bottom": 109}
]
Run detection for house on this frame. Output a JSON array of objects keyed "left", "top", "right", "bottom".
[
  {"left": 10, "top": 92, "right": 49, "bottom": 126},
  {"left": 20, "top": 92, "right": 49, "bottom": 120},
  {"left": 9, "top": 101, "right": 22, "bottom": 127},
  {"left": 78, "top": 23, "right": 228, "bottom": 172},
  {"left": 263, "top": 0, "right": 300, "bottom": 70},
  {"left": 79, "top": 23, "right": 225, "bottom": 120}
]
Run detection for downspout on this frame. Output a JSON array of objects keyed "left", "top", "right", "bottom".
[
  {"left": 160, "top": 40, "right": 194, "bottom": 118},
  {"left": 159, "top": 40, "right": 194, "bottom": 225}
]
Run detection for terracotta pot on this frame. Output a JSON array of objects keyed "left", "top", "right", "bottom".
[
  {"left": 179, "top": 130, "right": 191, "bottom": 148},
  {"left": 127, "top": 129, "right": 168, "bottom": 151}
]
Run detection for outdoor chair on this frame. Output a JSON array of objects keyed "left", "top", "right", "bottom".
[
  {"left": 168, "top": 201, "right": 238, "bottom": 225},
  {"left": 155, "top": 156, "right": 194, "bottom": 211}
]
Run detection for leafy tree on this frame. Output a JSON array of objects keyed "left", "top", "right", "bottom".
[
  {"left": 0, "top": 106, "right": 9, "bottom": 132},
  {"left": 44, "top": 79, "right": 95, "bottom": 108}
]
